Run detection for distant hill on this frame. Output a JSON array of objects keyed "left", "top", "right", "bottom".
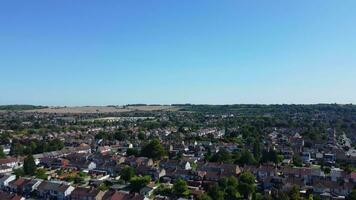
[{"left": 0, "top": 105, "right": 48, "bottom": 111}]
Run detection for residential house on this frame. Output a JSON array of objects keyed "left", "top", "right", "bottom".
[
  {"left": 135, "top": 166, "right": 166, "bottom": 181},
  {"left": 103, "top": 190, "right": 147, "bottom": 200},
  {"left": 23, "top": 179, "right": 42, "bottom": 195},
  {"left": 124, "top": 156, "right": 153, "bottom": 168},
  {"left": 8, "top": 177, "right": 30, "bottom": 193},
  {"left": 0, "top": 157, "right": 23, "bottom": 169},
  {"left": 70, "top": 187, "right": 105, "bottom": 200},
  {"left": 330, "top": 168, "right": 344, "bottom": 182},
  {"left": 0, "top": 174, "right": 16, "bottom": 189},
  {"left": 37, "top": 180, "right": 75, "bottom": 200},
  {"left": 140, "top": 182, "right": 157, "bottom": 197},
  {"left": 0, "top": 166, "right": 13, "bottom": 174},
  {"left": 0, "top": 191, "right": 24, "bottom": 200}
]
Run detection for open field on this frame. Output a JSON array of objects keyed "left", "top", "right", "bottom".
[{"left": 23, "top": 105, "right": 178, "bottom": 113}]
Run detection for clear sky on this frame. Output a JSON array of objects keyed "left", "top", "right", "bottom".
[{"left": 0, "top": 0, "right": 355, "bottom": 106}]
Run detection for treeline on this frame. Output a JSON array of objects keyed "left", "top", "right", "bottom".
[
  {"left": 195, "top": 173, "right": 316, "bottom": 200},
  {"left": 178, "top": 104, "right": 356, "bottom": 115},
  {"left": 206, "top": 147, "right": 283, "bottom": 166},
  {"left": 10, "top": 138, "right": 64, "bottom": 156},
  {"left": 124, "top": 104, "right": 169, "bottom": 107},
  {"left": 0, "top": 105, "right": 48, "bottom": 111},
  {"left": 154, "top": 172, "right": 270, "bottom": 200}
]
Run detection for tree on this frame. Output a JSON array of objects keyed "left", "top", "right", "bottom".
[
  {"left": 140, "top": 139, "right": 166, "bottom": 160},
  {"left": 98, "top": 181, "right": 112, "bottom": 191},
  {"left": 0, "top": 146, "right": 6, "bottom": 158},
  {"left": 289, "top": 186, "right": 301, "bottom": 200},
  {"left": 154, "top": 185, "right": 172, "bottom": 196},
  {"left": 10, "top": 143, "right": 24, "bottom": 156},
  {"left": 293, "top": 154, "right": 303, "bottom": 167},
  {"left": 173, "top": 178, "right": 190, "bottom": 197},
  {"left": 218, "top": 177, "right": 229, "bottom": 189},
  {"left": 210, "top": 148, "right": 232, "bottom": 163},
  {"left": 35, "top": 168, "right": 48, "bottom": 180},
  {"left": 130, "top": 176, "right": 151, "bottom": 192},
  {"left": 208, "top": 184, "right": 225, "bottom": 200},
  {"left": 23, "top": 155, "right": 36, "bottom": 175},
  {"left": 323, "top": 167, "right": 331, "bottom": 174},
  {"left": 238, "top": 172, "right": 256, "bottom": 199},
  {"left": 238, "top": 149, "right": 257, "bottom": 165},
  {"left": 120, "top": 166, "right": 135, "bottom": 182},
  {"left": 217, "top": 176, "right": 239, "bottom": 200},
  {"left": 138, "top": 132, "right": 146, "bottom": 140},
  {"left": 205, "top": 147, "right": 212, "bottom": 161},
  {"left": 227, "top": 176, "right": 239, "bottom": 188},
  {"left": 253, "top": 140, "right": 261, "bottom": 162},
  {"left": 254, "top": 193, "right": 272, "bottom": 200},
  {"left": 114, "top": 131, "right": 127, "bottom": 141},
  {"left": 225, "top": 186, "right": 239, "bottom": 200},
  {"left": 261, "top": 149, "right": 281, "bottom": 164},
  {"left": 126, "top": 148, "right": 139, "bottom": 157},
  {"left": 197, "top": 194, "right": 213, "bottom": 200},
  {"left": 219, "top": 176, "right": 238, "bottom": 189},
  {"left": 48, "top": 139, "right": 64, "bottom": 151},
  {"left": 13, "top": 168, "right": 25, "bottom": 178}
]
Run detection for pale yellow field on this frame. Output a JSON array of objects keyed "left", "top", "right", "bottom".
[{"left": 24, "top": 105, "right": 177, "bottom": 113}]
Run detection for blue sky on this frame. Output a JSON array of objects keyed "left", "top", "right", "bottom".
[{"left": 0, "top": 0, "right": 355, "bottom": 105}]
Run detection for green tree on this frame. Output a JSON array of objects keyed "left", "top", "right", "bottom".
[
  {"left": 261, "top": 149, "right": 281, "bottom": 164},
  {"left": 0, "top": 146, "right": 6, "bottom": 158},
  {"left": 154, "top": 185, "right": 172, "bottom": 196},
  {"left": 253, "top": 192, "right": 272, "bottom": 200},
  {"left": 253, "top": 140, "right": 261, "bottom": 162},
  {"left": 293, "top": 154, "right": 303, "bottom": 167},
  {"left": 126, "top": 148, "right": 139, "bottom": 157},
  {"left": 208, "top": 184, "right": 225, "bottom": 200},
  {"left": 196, "top": 194, "right": 213, "bottom": 200},
  {"left": 35, "top": 168, "right": 48, "bottom": 180},
  {"left": 130, "top": 176, "right": 151, "bottom": 192},
  {"left": 205, "top": 147, "right": 212, "bottom": 161},
  {"left": 238, "top": 149, "right": 257, "bottom": 165},
  {"left": 289, "top": 186, "right": 301, "bottom": 200},
  {"left": 13, "top": 168, "right": 25, "bottom": 178},
  {"left": 218, "top": 176, "right": 239, "bottom": 200},
  {"left": 23, "top": 155, "right": 36, "bottom": 175},
  {"left": 98, "top": 181, "right": 112, "bottom": 191},
  {"left": 225, "top": 186, "right": 239, "bottom": 200},
  {"left": 323, "top": 167, "right": 331, "bottom": 174},
  {"left": 120, "top": 166, "right": 135, "bottom": 182},
  {"left": 138, "top": 132, "right": 146, "bottom": 140},
  {"left": 238, "top": 172, "right": 256, "bottom": 199},
  {"left": 140, "top": 139, "right": 166, "bottom": 160},
  {"left": 218, "top": 177, "right": 229, "bottom": 189},
  {"left": 48, "top": 139, "right": 64, "bottom": 151},
  {"left": 29, "top": 141, "right": 37, "bottom": 153},
  {"left": 10, "top": 143, "right": 24, "bottom": 156},
  {"left": 227, "top": 176, "right": 239, "bottom": 188},
  {"left": 173, "top": 178, "right": 190, "bottom": 197},
  {"left": 115, "top": 131, "right": 127, "bottom": 141},
  {"left": 210, "top": 148, "right": 232, "bottom": 163}
]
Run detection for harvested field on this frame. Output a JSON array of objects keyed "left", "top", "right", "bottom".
[{"left": 24, "top": 105, "right": 177, "bottom": 113}]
